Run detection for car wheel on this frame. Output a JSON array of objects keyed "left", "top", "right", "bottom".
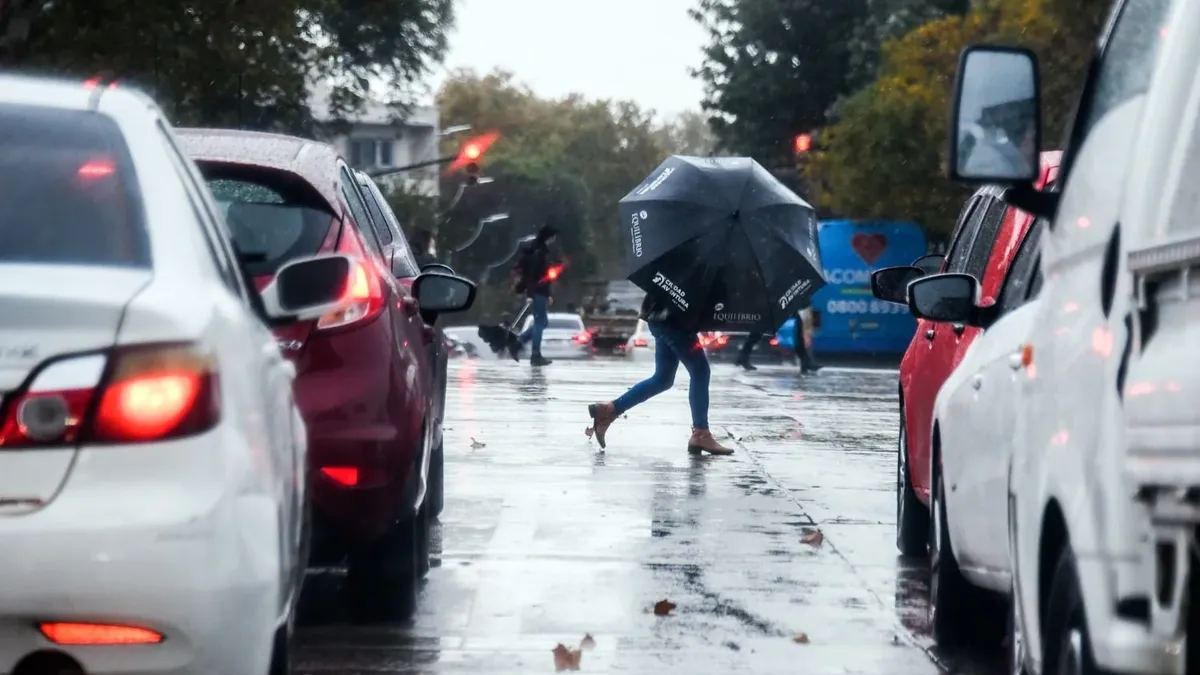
[
  {"left": 345, "top": 516, "right": 420, "bottom": 623},
  {"left": 896, "top": 412, "right": 929, "bottom": 556},
  {"left": 929, "top": 469, "right": 975, "bottom": 645},
  {"left": 1043, "top": 546, "right": 1100, "bottom": 675},
  {"left": 429, "top": 441, "right": 445, "bottom": 519}
]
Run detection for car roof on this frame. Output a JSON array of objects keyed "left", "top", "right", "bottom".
[{"left": 175, "top": 128, "right": 344, "bottom": 211}]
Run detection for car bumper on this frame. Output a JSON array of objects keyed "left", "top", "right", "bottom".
[
  {"left": 0, "top": 438, "right": 279, "bottom": 675},
  {"left": 537, "top": 341, "right": 593, "bottom": 359},
  {"left": 1077, "top": 554, "right": 1185, "bottom": 675}
]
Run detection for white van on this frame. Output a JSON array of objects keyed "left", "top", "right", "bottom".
[{"left": 917, "top": 0, "right": 1196, "bottom": 673}]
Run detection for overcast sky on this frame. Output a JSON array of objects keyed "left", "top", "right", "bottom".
[{"left": 431, "top": 0, "right": 708, "bottom": 119}]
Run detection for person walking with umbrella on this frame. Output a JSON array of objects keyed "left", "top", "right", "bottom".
[
  {"left": 588, "top": 156, "right": 824, "bottom": 453},
  {"left": 508, "top": 225, "right": 560, "bottom": 366}
]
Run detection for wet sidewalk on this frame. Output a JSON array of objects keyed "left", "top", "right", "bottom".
[{"left": 294, "top": 359, "right": 979, "bottom": 674}]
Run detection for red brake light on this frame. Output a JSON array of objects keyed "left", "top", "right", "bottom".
[
  {"left": 40, "top": 622, "right": 163, "bottom": 646},
  {"left": 317, "top": 225, "right": 385, "bottom": 331},
  {"left": 321, "top": 466, "right": 359, "bottom": 486},
  {"left": 716, "top": 334, "right": 729, "bottom": 346},
  {"left": 769, "top": 337, "right": 779, "bottom": 346},
  {"left": 633, "top": 337, "right": 648, "bottom": 347},
  {"left": 572, "top": 332, "right": 591, "bottom": 344},
  {"left": 0, "top": 344, "right": 218, "bottom": 448},
  {"left": 78, "top": 160, "right": 115, "bottom": 178}
]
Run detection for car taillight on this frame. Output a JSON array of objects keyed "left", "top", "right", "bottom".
[
  {"left": 0, "top": 344, "right": 218, "bottom": 448},
  {"left": 716, "top": 334, "right": 729, "bottom": 347},
  {"left": 573, "top": 332, "right": 591, "bottom": 344},
  {"left": 633, "top": 337, "right": 648, "bottom": 347},
  {"left": 317, "top": 226, "right": 385, "bottom": 331},
  {"left": 40, "top": 622, "right": 163, "bottom": 646},
  {"left": 769, "top": 337, "right": 779, "bottom": 346}
]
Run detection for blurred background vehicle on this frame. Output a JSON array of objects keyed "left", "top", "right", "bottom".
[
  {"left": 179, "top": 128, "right": 475, "bottom": 623},
  {"left": 624, "top": 319, "right": 656, "bottom": 362},
  {"left": 579, "top": 279, "right": 642, "bottom": 354},
  {"left": 518, "top": 312, "right": 593, "bottom": 360},
  {"left": 0, "top": 75, "right": 337, "bottom": 675}
]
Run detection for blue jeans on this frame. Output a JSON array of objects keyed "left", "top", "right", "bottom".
[
  {"left": 612, "top": 321, "right": 710, "bottom": 429},
  {"left": 518, "top": 293, "right": 549, "bottom": 357}
]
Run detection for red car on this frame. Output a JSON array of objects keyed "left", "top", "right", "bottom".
[
  {"left": 872, "top": 151, "right": 1060, "bottom": 556},
  {"left": 177, "top": 128, "right": 476, "bottom": 621}
]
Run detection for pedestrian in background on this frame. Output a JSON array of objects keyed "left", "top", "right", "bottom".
[
  {"left": 794, "top": 301, "right": 822, "bottom": 374},
  {"left": 508, "top": 225, "right": 559, "bottom": 367},
  {"left": 735, "top": 332, "right": 763, "bottom": 371},
  {"left": 587, "top": 294, "right": 733, "bottom": 456}
]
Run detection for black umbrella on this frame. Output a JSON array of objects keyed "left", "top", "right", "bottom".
[{"left": 619, "top": 155, "right": 824, "bottom": 332}]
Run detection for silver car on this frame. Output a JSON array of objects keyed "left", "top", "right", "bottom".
[{"left": 520, "top": 312, "right": 593, "bottom": 359}]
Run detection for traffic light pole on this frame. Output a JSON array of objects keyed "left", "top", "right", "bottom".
[{"left": 365, "top": 154, "right": 458, "bottom": 178}]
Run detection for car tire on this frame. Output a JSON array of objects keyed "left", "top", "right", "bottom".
[
  {"left": 896, "top": 412, "right": 929, "bottom": 556},
  {"left": 1043, "top": 546, "right": 1101, "bottom": 675},
  {"left": 929, "top": 468, "right": 981, "bottom": 645},
  {"left": 345, "top": 516, "right": 421, "bottom": 623},
  {"left": 429, "top": 441, "right": 445, "bottom": 519}
]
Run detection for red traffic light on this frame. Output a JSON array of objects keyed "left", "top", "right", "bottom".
[
  {"left": 793, "top": 133, "right": 812, "bottom": 154},
  {"left": 448, "top": 131, "right": 499, "bottom": 174}
]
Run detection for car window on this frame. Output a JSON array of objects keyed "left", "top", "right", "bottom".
[
  {"left": 338, "top": 168, "right": 385, "bottom": 257},
  {"left": 962, "top": 197, "right": 1008, "bottom": 280},
  {"left": 356, "top": 178, "right": 394, "bottom": 245},
  {"left": 524, "top": 316, "right": 584, "bottom": 331},
  {"left": 203, "top": 176, "right": 337, "bottom": 278},
  {"left": 997, "top": 217, "right": 1047, "bottom": 314},
  {"left": 943, "top": 196, "right": 981, "bottom": 273},
  {"left": 358, "top": 178, "right": 422, "bottom": 278},
  {"left": 0, "top": 104, "right": 149, "bottom": 267},
  {"left": 1077, "top": 0, "right": 1175, "bottom": 141}
]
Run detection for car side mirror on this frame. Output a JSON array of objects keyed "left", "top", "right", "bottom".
[
  {"left": 911, "top": 254, "right": 945, "bottom": 275},
  {"left": 420, "top": 262, "right": 455, "bottom": 275},
  {"left": 871, "top": 266, "right": 924, "bottom": 304},
  {"left": 949, "top": 45, "right": 1041, "bottom": 184},
  {"left": 907, "top": 273, "right": 986, "bottom": 326},
  {"left": 259, "top": 253, "right": 356, "bottom": 322},
  {"left": 414, "top": 272, "right": 476, "bottom": 314}
]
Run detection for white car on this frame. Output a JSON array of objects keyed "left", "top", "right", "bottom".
[
  {"left": 520, "top": 312, "right": 593, "bottom": 359},
  {"left": 624, "top": 319, "right": 656, "bottom": 361},
  {"left": 945, "top": 2, "right": 1190, "bottom": 672},
  {"left": 902, "top": 215, "right": 1047, "bottom": 645},
  {"left": 0, "top": 75, "right": 353, "bottom": 675}
]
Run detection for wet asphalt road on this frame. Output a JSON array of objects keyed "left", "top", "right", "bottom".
[{"left": 294, "top": 358, "right": 1004, "bottom": 674}]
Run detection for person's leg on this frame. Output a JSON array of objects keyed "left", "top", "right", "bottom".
[
  {"left": 736, "top": 332, "right": 762, "bottom": 370},
  {"left": 656, "top": 326, "right": 732, "bottom": 455},
  {"left": 530, "top": 294, "right": 549, "bottom": 360},
  {"left": 589, "top": 323, "right": 680, "bottom": 448},
  {"left": 795, "top": 320, "right": 821, "bottom": 372}
]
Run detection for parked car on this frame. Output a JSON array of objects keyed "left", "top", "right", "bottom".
[
  {"left": 177, "top": 128, "right": 476, "bottom": 622},
  {"left": 0, "top": 75, "right": 353, "bottom": 675},
  {"left": 901, "top": 215, "right": 1050, "bottom": 646},
  {"left": 871, "top": 151, "right": 1061, "bottom": 572},
  {"left": 939, "top": 1, "right": 1186, "bottom": 672},
  {"left": 519, "top": 312, "right": 593, "bottom": 359}
]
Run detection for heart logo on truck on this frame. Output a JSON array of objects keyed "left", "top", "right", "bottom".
[{"left": 851, "top": 233, "right": 888, "bottom": 265}]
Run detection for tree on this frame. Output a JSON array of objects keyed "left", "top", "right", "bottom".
[
  {"left": 690, "top": 0, "right": 870, "bottom": 168},
  {"left": 0, "top": 0, "right": 455, "bottom": 130},
  {"left": 654, "top": 111, "right": 717, "bottom": 157},
  {"left": 806, "top": 0, "right": 1109, "bottom": 238}
]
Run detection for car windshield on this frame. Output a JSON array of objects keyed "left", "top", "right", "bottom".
[
  {"left": 202, "top": 174, "right": 334, "bottom": 277},
  {"left": 0, "top": 104, "right": 149, "bottom": 268}
]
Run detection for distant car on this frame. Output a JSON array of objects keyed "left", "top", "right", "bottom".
[
  {"left": 519, "top": 312, "right": 592, "bottom": 359},
  {"left": 624, "top": 319, "right": 655, "bottom": 361},
  {"left": 0, "top": 75, "right": 345, "bottom": 675},
  {"left": 178, "top": 128, "right": 476, "bottom": 623}
]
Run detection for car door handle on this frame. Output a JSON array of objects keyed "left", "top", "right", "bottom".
[
  {"left": 925, "top": 329, "right": 935, "bottom": 341},
  {"left": 952, "top": 323, "right": 965, "bottom": 336},
  {"left": 972, "top": 374, "right": 982, "bottom": 390}
]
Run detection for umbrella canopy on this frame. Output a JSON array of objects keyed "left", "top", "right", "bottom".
[{"left": 619, "top": 155, "right": 824, "bottom": 332}]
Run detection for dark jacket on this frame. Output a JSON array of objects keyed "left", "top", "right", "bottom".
[{"left": 518, "top": 240, "right": 554, "bottom": 297}]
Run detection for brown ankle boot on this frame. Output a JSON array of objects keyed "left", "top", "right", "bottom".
[
  {"left": 687, "top": 428, "right": 734, "bottom": 456},
  {"left": 588, "top": 402, "right": 617, "bottom": 449}
]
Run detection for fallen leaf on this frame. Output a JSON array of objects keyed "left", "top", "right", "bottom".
[
  {"left": 470, "top": 437, "right": 485, "bottom": 449},
  {"left": 552, "top": 643, "right": 582, "bottom": 671},
  {"left": 793, "top": 633, "right": 810, "bottom": 644},
  {"left": 653, "top": 599, "right": 677, "bottom": 616},
  {"left": 580, "top": 633, "right": 596, "bottom": 650},
  {"left": 801, "top": 529, "right": 824, "bottom": 547}
]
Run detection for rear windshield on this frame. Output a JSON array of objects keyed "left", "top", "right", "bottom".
[
  {"left": 532, "top": 316, "right": 583, "bottom": 331},
  {"left": 200, "top": 170, "right": 335, "bottom": 277},
  {"left": 0, "top": 104, "right": 149, "bottom": 267}
]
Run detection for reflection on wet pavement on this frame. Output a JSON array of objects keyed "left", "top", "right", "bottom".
[{"left": 294, "top": 360, "right": 1003, "bottom": 674}]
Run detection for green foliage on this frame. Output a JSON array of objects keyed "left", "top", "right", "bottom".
[
  {"left": 807, "top": 0, "right": 1109, "bottom": 238},
  {"left": 690, "top": 0, "right": 870, "bottom": 167},
  {"left": 0, "top": 0, "right": 455, "bottom": 130}
]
